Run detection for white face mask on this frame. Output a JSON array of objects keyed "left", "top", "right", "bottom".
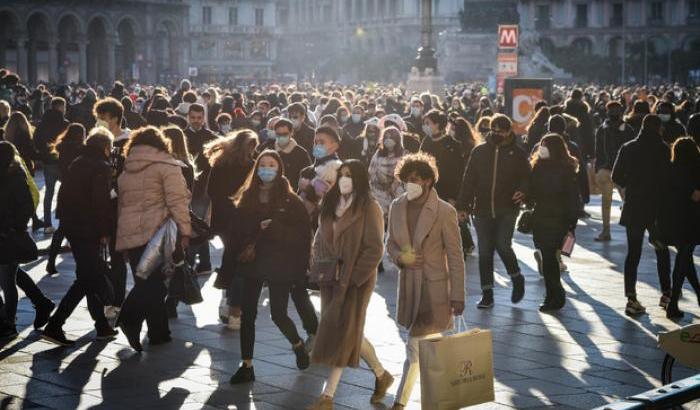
[
  {"left": 659, "top": 114, "right": 671, "bottom": 122},
  {"left": 406, "top": 182, "right": 423, "bottom": 201},
  {"left": 538, "top": 145, "right": 551, "bottom": 160},
  {"left": 338, "top": 176, "right": 353, "bottom": 195},
  {"left": 220, "top": 124, "right": 231, "bottom": 134},
  {"left": 383, "top": 138, "right": 396, "bottom": 149}
]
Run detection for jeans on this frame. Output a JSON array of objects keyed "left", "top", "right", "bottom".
[
  {"left": 670, "top": 245, "right": 700, "bottom": 308},
  {"left": 474, "top": 212, "right": 522, "bottom": 291},
  {"left": 46, "top": 234, "right": 109, "bottom": 331},
  {"left": 119, "top": 245, "right": 169, "bottom": 341},
  {"left": 595, "top": 169, "right": 624, "bottom": 235},
  {"left": 623, "top": 225, "right": 671, "bottom": 298},
  {"left": 0, "top": 264, "right": 19, "bottom": 324},
  {"left": 43, "top": 163, "right": 60, "bottom": 227},
  {"left": 539, "top": 247, "right": 565, "bottom": 304},
  {"left": 240, "top": 278, "right": 304, "bottom": 360},
  {"left": 187, "top": 195, "right": 211, "bottom": 269}
]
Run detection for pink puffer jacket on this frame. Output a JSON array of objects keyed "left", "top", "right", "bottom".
[{"left": 116, "top": 145, "right": 192, "bottom": 251}]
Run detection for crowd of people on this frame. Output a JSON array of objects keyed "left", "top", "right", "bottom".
[{"left": 1, "top": 66, "right": 699, "bottom": 409}]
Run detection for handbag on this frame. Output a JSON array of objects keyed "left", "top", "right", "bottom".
[
  {"left": 189, "top": 210, "right": 212, "bottom": 246},
  {"left": 419, "top": 318, "right": 495, "bottom": 410},
  {"left": 0, "top": 229, "right": 38, "bottom": 264},
  {"left": 95, "top": 244, "right": 116, "bottom": 306},
  {"left": 170, "top": 261, "right": 203, "bottom": 305},
  {"left": 516, "top": 208, "right": 534, "bottom": 234},
  {"left": 561, "top": 231, "right": 576, "bottom": 257}
]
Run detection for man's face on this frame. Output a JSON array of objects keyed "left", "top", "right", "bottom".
[
  {"left": 258, "top": 103, "right": 269, "bottom": 115},
  {"left": 97, "top": 113, "right": 118, "bottom": 129},
  {"left": 188, "top": 110, "right": 205, "bottom": 130}
]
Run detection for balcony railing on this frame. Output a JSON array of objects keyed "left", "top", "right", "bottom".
[{"left": 190, "top": 24, "right": 280, "bottom": 35}]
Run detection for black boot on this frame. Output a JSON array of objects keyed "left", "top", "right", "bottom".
[
  {"left": 666, "top": 303, "right": 684, "bottom": 320},
  {"left": 33, "top": 299, "right": 55, "bottom": 329},
  {"left": 294, "top": 342, "right": 310, "bottom": 369},
  {"left": 477, "top": 290, "right": 494, "bottom": 309},
  {"left": 119, "top": 321, "right": 143, "bottom": 352},
  {"left": 230, "top": 365, "right": 255, "bottom": 384},
  {"left": 511, "top": 274, "right": 525, "bottom": 304}
]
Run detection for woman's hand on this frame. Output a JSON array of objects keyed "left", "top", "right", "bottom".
[{"left": 260, "top": 219, "right": 272, "bottom": 230}]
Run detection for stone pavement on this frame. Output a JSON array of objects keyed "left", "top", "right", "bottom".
[{"left": 1, "top": 185, "right": 699, "bottom": 409}]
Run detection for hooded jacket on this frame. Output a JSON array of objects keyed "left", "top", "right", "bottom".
[
  {"left": 34, "top": 109, "right": 69, "bottom": 163},
  {"left": 116, "top": 145, "right": 192, "bottom": 251},
  {"left": 594, "top": 119, "right": 634, "bottom": 172}
]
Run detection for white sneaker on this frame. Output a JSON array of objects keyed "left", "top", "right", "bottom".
[
  {"left": 104, "top": 306, "right": 121, "bottom": 320},
  {"left": 227, "top": 315, "right": 241, "bottom": 330},
  {"left": 43, "top": 226, "right": 56, "bottom": 235}
]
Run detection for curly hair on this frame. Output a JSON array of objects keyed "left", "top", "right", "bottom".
[{"left": 395, "top": 152, "right": 439, "bottom": 184}]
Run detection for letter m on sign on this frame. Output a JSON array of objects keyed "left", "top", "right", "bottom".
[{"left": 498, "top": 25, "right": 518, "bottom": 49}]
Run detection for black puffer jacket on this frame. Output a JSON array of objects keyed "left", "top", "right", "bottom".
[
  {"left": 0, "top": 164, "right": 33, "bottom": 234},
  {"left": 56, "top": 145, "right": 113, "bottom": 239},
  {"left": 458, "top": 134, "right": 530, "bottom": 217},
  {"left": 594, "top": 120, "right": 635, "bottom": 171},
  {"left": 34, "top": 109, "right": 69, "bottom": 163},
  {"left": 420, "top": 134, "right": 465, "bottom": 203},
  {"left": 185, "top": 127, "right": 219, "bottom": 197},
  {"left": 528, "top": 161, "right": 580, "bottom": 249},
  {"left": 564, "top": 98, "right": 595, "bottom": 158},
  {"left": 661, "top": 159, "right": 700, "bottom": 247},
  {"left": 611, "top": 130, "right": 670, "bottom": 229}
]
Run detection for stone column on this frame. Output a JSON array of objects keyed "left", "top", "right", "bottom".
[
  {"left": 78, "top": 37, "right": 88, "bottom": 84},
  {"left": 106, "top": 35, "right": 117, "bottom": 84},
  {"left": 48, "top": 38, "right": 58, "bottom": 83},
  {"left": 17, "top": 36, "right": 28, "bottom": 81}
]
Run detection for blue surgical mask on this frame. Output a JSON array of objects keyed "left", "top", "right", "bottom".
[
  {"left": 352, "top": 113, "right": 361, "bottom": 123},
  {"left": 422, "top": 124, "right": 433, "bottom": 138},
  {"left": 313, "top": 144, "right": 329, "bottom": 159},
  {"left": 267, "top": 129, "right": 277, "bottom": 140},
  {"left": 257, "top": 167, "right": 277, "bottom": 182},
  {"left": 276, "top": 136, "right": 290, "bottom": 147}
]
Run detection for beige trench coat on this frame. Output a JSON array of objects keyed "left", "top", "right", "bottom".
[
  {"left": 310, "top": 198, "right": 384, "bottom": 368},
  {"left": 387, "top": 189, "right": 465, "bottom": 337}
]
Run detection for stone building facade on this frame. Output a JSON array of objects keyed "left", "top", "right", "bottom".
[{"left": 0, "top": 0, "right": 189, "bottom": 85}]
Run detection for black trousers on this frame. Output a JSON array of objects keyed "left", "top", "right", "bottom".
[
  {"left": 540, "top": 247, "right": 565, "bottom": 304},
  {"left": 47, "top": 233, "right": 109, "bottom": 332},
  {"left": 118, "top": 245, "right": 169, "bottom": 340},
  {"left": 17, "top": 267, "right": 49, "bottom": 307},
  {"left": 624, "top": 225, "right": 671, "bottom": 298},
  {"left": 290, "top": 280, "right": 318, "bottom": 336},
  {"left": 107, "top": 236, "right": 128, "bottom": 306},
  {"left": 47, "top": 225, "right": 65, "bottom": 267},
  {"left": 670, "top": 245, "right": 700, "bottom": 308},
  {"left": 240, "top": 277, "right": 303, "bottom": 360}
]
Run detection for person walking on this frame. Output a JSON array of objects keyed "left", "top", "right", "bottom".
[
  {"left": 41, "top": 127, "right": 118, "bottom": 346},
  {"left": 593, "top": 101, "right": 635, "bottom": 241},
  {"left": 369, "top": 126, "right": 406, "bottom": 217},
  {"left": 663, "top": 137, "right": 700, "bottom": 319},
  {"left": 307, "top": 160, "right": 393, "bottom": 410},
  {"left": 386, "top": 152, "right": 465, "bottom": 409},
  {"left": 419, "top": 109, "right": 465, "bottom": 206},
  {"left": 255, "top": 118, "right": 311, "bottom": 191},
  {"left": 528, "top": 134, "right": 581, "bottom": 311},
  {"left": 611, "top": 115, "right": 672, "bottom": 316},
  {"left": 226, "top": 150, "right": 313, "bottom": 384},
  {"left": 458, "top": 114, "right": 529, "bottom": 309},
  {"left": 0, "top": 141, "right": 42, "bottom": 338},
  {"left": 115, "top": 126, "right": 192, "bottom": 351},
  {"left": 206, "top": 130, "right": 258, "bottom": 330},
  {"left": 33, "top": 97, "right": 70, "bottom": 234},
  {"left": 46, "top": 124, "right": 86, "bottom": 275}
]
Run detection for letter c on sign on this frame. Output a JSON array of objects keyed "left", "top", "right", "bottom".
[{"left": 513, "top": 94, "right": 533, "bottom": 124}]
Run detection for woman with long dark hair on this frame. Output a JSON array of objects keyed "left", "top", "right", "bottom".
[
  {"left": 307, "top": 160, "right": 392, "bottom": 409},
  {"left": 528, "top": 134, "right": 580, "bottom": 311},
  {"left": 664, "top": 137, "right": 700, "bottom": 319},
  {"left": 46, "top": 124, "right": 87, "bottom": 275},
  {"left": 226, "top": 150, "right": 313, "bottom": 384}
]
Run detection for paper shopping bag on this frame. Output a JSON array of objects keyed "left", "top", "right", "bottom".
[{"left": 419, "top": 328, "right": 494, "bottom": 410}]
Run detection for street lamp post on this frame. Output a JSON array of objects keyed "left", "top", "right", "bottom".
[{"left": 414, "top": 0, "right": 437, "bottom": 74}]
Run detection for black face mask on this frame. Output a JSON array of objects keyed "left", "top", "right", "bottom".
[
  {"left": 489, "top": 131, "right": 505, "bottom": 145},
  {"left": 608, "top": 113, "right": 622, "bottom": 122}
]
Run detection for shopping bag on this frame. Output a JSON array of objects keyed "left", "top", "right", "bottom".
[
  {"left": 561, "top": 231, "right": 576, "bottom": 257},
  {"left": 587, "top": 161, "right": 601, "bottom": 195},
  {"left": 419, "top": 319, "right": 494, "bottom": 410}
]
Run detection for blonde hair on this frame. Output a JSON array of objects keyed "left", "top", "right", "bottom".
[{"left": 204, "top": 129, "right": 258, "bottom": 167}]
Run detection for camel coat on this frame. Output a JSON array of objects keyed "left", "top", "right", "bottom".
[
  {"left": 387, "top": 189, "right": 465, "bottom": 337},
  {"left": 116, "top": 145, "right": 192, "bottom": 251},
  {"left": 310, "top": 198, "right": 384, "bottom": 368}
]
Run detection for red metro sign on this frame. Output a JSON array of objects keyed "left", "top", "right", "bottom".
[{"left": 498, "top": 25, "right": 519, "bottom": 49}]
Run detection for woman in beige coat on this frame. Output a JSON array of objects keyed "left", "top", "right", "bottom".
[
  {"left": 386, "top": 152, "right": 466, "bottom": 409},
  {"left": 115, "top": 126, "right": 191, "bottom": 352},
  {"left": 307, "top": 159, "right": 394, "bottom": 410}
]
